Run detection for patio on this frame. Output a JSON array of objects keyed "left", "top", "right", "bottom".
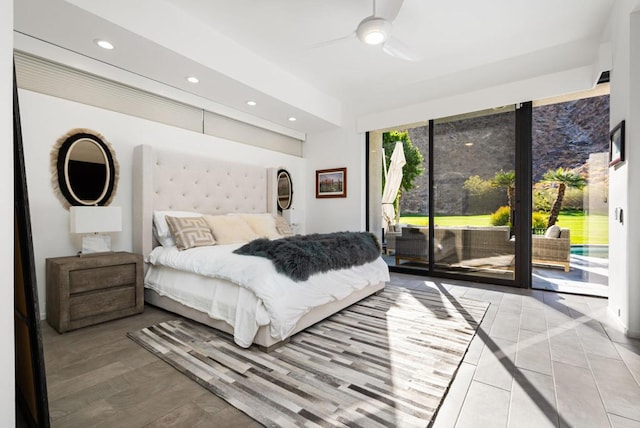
[
  {"left": 383, "top": 250, "right": 609, "bottom": 298},
  {"left": 533, "top": 252, "right": 608, "bottom": 297}
]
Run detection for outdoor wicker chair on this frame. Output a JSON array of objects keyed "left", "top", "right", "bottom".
[
  {"left": 532, "top": 228, "right": 571, "bottom": 272},
  {"left": 394, "top": 227, "right": 429, "bottom": 265}
]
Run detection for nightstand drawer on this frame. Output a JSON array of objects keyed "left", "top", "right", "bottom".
[
  {"left": 46, "top": 252, "right": 143, "bottom": 333},
  {"left": 70, "top": 286, "right": 136, "bottom": 320},
  {"left": 69, "top": 263, "right": 136, "bottom": 294}
]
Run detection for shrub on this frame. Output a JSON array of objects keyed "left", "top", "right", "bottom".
[
  {"left": 490, "top": 206, "right": 511, "bottom": 226},
  {"left": 533, "top": 180, "right": 584, "bottom": 211},
  {"left": 463, "top": 175, "right": 506, "bottom": 215},
  {"left": 532, "top": 211, "right": 548, "bottom": 231},
  {"left": 463, "top": 175, "right": 492, "bottom": 194},
  {"left": 561, "top": 187, "right": 584, "bottom": 210},
  {"left": 533, "top": 190, "right": 552, "bottom": 212}
]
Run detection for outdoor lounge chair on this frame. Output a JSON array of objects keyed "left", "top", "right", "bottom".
[
  {"left": 394, "top": 225, "right": 514, "bottom": 267},
  {"left": 383, "top": 224, "right": 402, "bottom": 255},
  {"left": 395, "top": 227, "right": 429, "bottom": 265},
  {"left": 531, "top": 227, "right": 571, "bottom": 272}
]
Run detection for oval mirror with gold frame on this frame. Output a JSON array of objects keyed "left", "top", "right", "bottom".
[
  {"left": 51, "top": 128, "right": 119, "bottom": 209},
  {"left": 276, "top": 169, "right": 293, "bottom": 211}
]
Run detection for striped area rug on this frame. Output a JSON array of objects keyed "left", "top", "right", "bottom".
[{"left": 128, "top": 287, "right": 488, "bottom": 427}]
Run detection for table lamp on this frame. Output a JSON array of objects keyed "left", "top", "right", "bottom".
[
  {"left": 282, "top": 208, "right": 304, "bottom": 234},
  {"left": 69, "top": 206, "right": 122, "bottom": 256}
]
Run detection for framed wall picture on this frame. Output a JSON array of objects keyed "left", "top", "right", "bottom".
[
  {"left": 316, "top": 167, "right": 347, "bottom": 198},
  {"left": 609, "top": 120, "right": 625, "bottom": 167}
]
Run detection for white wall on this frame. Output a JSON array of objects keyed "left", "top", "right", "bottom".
[
  {"left": 304, "top": 114, "right": 366, "bottom": 234},
  {"left": 607, "top": 0, "right": 640, "bottom": 337},
  {"left": 2, "top": 1, "right": 15, "bottom": 424},
  {"left": 356, "top": 65, "right": 602, "bottom": 133},
  {"left": 629, "top": 8, "right": 640, "bottom": 337},
  {"left": 19, "top": 89, "right": 305, "bottom": 318}
]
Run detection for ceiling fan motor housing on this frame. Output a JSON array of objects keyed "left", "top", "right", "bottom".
[{"left": 356, "top": 17, "right": 392, "bottom": 45}]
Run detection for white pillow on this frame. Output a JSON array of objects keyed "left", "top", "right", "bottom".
[
  {"left": 203, "top": 214, "right": 259, "bottom": 245},
  {"left": 544, "top": 225, "right": 561, "bottom": 239},
  {"left": 153, "top": 210, "right": 202, "bottom": 247},
  {"left": 237, "top": 213, "right": 281, "bottom": 239}
]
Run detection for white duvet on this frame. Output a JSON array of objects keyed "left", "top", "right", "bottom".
[{"left": 146, "top": 243, "right": 390, "bottom": 346}]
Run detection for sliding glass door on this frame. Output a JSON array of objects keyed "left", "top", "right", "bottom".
[
  {"left": 370, "top": 82, "right": 609, "bottom": 294},
  {"left": 372, "top": 105, "right": 522, "bottom": 286},
  {"left": 431, "top": 107, "right": 517, "bottom": 281},
  {"left": 530, "top": 84, "right": 610, "bottom": 297}
]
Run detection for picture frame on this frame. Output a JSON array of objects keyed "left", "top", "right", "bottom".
[
  {"left": 609, "top": 120, "right": 625, "bottom": 167},
  {"left": 316, "top": 167, "right": 347, "bottom": 198}
]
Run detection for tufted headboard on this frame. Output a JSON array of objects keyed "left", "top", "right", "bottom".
[{"left": 133, "top": 145, "right": 276, "bottom": 260}]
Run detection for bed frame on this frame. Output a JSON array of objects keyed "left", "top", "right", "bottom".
[{"left": 132, "top": 145, "right": 384, "bottom": 350}]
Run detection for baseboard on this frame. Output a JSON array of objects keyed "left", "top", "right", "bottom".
[
  {"left": 604, "top": 306, "right": 640, "bottom": 338},
  {"left": 627, "top": 329, "right": 640, "bottom": 339}
]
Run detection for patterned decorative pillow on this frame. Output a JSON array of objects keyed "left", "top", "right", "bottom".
[
  {"left": 274, "top": 215, "right": 294, "bottom": 237},
  {"left": 153, "top": 210, "right": 202, "bottom": 247},
  {"left": 203, "top": 214, "right": 260, "bottom": 244},
  {"left": 165, "top": 216, "right": 216, "bottom": 250}
]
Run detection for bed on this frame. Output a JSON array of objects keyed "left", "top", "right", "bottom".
[{"left": 132, "top": 145, "right": 389, "bottom": 350}]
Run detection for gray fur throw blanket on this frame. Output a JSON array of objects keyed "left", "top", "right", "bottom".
[{"left": 233, "top": 232, "right": 381, "bottom": 281}]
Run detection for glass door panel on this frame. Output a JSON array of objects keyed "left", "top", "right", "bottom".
[
  {"left": 376, "top": 127, "right": 430, "bottom": 271},
  {"left": 431, "top": 107, "right": 516, "bottom": 280},
  {"left": 531, "top": 85, "right": 609, "bottom": 297}
]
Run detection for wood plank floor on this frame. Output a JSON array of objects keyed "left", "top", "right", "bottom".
[
  {"left": 42, "top": 274, "right": 640, "bottom": 427},
  {"left": 42, "top": 305, "right": 261, "bottom": 427}
]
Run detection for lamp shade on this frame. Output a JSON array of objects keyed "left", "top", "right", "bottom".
[{"left": 70, "top": 206, "right": 122, "bottom": 234}]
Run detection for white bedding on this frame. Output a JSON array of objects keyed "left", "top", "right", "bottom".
[
  {"left": 146, "top": 243, "right": 390, "bottom": 346},
  {"left": 144, "top": 265, "right": 271, "bottom": 347}
]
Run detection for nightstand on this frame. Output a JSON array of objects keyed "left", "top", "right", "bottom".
[{"left": 46, "top": 252, "right": 143, "bottom": 333}]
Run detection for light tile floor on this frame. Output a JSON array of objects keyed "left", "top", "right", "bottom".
[{"left": 387, "top": 273, "right": 640, "bottom": 428}]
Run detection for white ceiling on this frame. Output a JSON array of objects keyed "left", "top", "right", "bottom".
[{"left": 14, "top": 0, "right": 614, "bottom": 136}]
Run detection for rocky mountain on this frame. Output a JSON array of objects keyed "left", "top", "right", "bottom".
[
  {"left": 400, "top": 95, "right": 609, "bottom": 215},
  {"left": 532, "top": 95, "right": 609, "bottom": 181}
]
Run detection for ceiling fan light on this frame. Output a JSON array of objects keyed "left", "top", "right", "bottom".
[
  {"left": 356, "top": 17, "right": 391, "bottom": 46},
  {"left": 365, "top": 31, "right": 385, "bottom": 45}
]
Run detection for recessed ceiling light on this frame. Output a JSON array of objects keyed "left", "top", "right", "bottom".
[
  {"left": 288, "top": 117, "right": 297, "bottom": 122},
  {"left": 246, "top": 100, "right": 257, "bottom": 106},
  {"left": 186, "top": 76, "right": 199, "bottom": 84},
  {"left": 95, "top": 39, "right": 114, "bottom": 50}
]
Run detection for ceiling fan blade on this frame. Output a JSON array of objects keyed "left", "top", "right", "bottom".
[
  {"left": 309, "top": 32, "right": 355, "bottom": 49},
  {"left": 382, "top": 36, "right": 422, "bottom": 61},
  {"left": 374, "top": 0, "right": 404, "bottom": 22}
]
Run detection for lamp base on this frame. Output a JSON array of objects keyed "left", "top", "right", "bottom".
[{"left": 80, "top": 234, "right": 112, "bottom": 256}]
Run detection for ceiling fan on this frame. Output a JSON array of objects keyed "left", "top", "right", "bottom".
[{"left": 315, "top": 0, "right": 422, "bottom": 61}]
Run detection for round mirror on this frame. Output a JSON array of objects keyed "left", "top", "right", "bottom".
[
  {"left": 277, "top": 169, "right": 293, "bottom": 211},
  {"left": 51, "top": 129, "right": 119, "bottom": 209}
]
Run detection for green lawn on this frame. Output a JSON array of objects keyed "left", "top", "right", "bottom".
[{"left": 399, "top": 212, "right": 608, "bottom": 245}]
